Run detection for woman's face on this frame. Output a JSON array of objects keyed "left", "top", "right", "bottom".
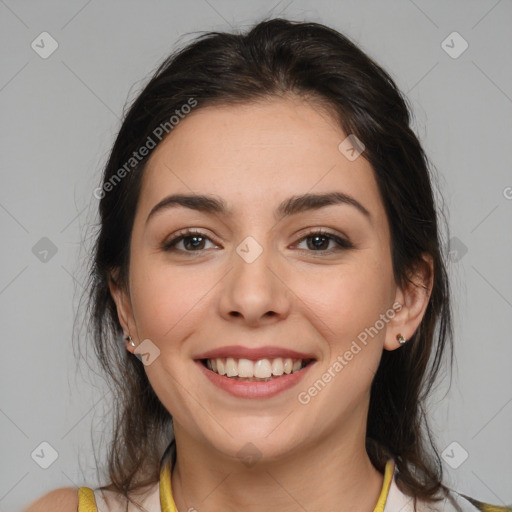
[{"left": 112, "top": 96, "right": 422, "bottom": 461}]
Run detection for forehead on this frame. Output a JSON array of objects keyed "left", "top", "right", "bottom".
[{"left": 138, "top": 96, "right": 386, "bottom": 223}]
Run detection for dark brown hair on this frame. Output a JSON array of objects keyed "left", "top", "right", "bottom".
[{"left": 85, "top": 17, "right": 453, "bottom": 508}]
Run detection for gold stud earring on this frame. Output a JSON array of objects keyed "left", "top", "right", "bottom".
[{"left": 396, "top": 333, "right": 407, "bottom": 345}]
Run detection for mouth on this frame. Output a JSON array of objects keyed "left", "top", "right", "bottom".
[
  {"left": 199, "top": 357, "right": 316, "bottom": 382},
  {"left": 193, "top": 345, "right": 318, "bottom": 398}
]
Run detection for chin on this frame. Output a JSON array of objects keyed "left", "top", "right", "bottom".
[{"left": 204, "top": 425, "right": 304, "bottom": 466}]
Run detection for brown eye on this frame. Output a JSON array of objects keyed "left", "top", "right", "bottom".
[
  {"left": 296, "top": 230, "right": 353, "bottom": 253},
  {"left": 181, "top": 235, "right": 207, "bottom": 251},
  {"left": 162, "top": 230, "right": 218, "bottom": 252},
  {"left": 306, "top": 234, "right": 330, "bottom": 251}
]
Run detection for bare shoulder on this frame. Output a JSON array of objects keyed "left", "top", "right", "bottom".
[
  {"left": 24, "top": 486, "right": 78, "bottom": 512},
  {"left": 98, "top": 481, "right": 161, "bottom": 511}
]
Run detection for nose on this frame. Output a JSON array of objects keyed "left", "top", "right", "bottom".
[{"left": 218, "top": 240, "right": 292, "bottom": 327}]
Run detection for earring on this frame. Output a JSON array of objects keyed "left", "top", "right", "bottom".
[
  {"left": 396, "top": 333, "right": 407, "bottom": 345},
  {"left": 125, "top": 335, "right": 136, "bottom": 347}
]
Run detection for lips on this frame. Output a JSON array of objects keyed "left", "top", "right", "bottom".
[
  {"left": 193, "top": 345, "right": 317, "bottom": 398},
  {"left": 194, "top": 345, "right": 317, "bottom": 361},
  {"left": 195, "top": 358, "right": 316, "bottom": 399}
]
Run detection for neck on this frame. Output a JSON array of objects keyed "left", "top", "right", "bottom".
[{"left": 170, "top": 421, "right": 384, "bottom": 512}]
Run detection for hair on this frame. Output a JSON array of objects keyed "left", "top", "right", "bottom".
[{"left": 85, "top": 17, "right": 453, "bottom": 509}]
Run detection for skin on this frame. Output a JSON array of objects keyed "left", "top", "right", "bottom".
[{"left": 110, "top": 95, "right": 433, "bottom": 512}]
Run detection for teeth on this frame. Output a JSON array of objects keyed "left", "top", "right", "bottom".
[
  {"left": 271, "top": 358, "right": 284, "bottom": 376},
  {"left": 226, "top": 357, "right": 237, "bottom": 377},
  {"left": 238, "top": 358, "right": 254, "bottom": 377},
  {"left": 217, "top": 358, "right": 225, "bottom": 375},
  {"left": 254, "top": 359, "right": 272, "bottom": 378},
  {"left": 204, "top": 357, "right": 310, "bottom": 379}
]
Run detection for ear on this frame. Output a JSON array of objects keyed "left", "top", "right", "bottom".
[
  {"left": 383, "top": 253, "right": 434, "bottom": 351},
  {"left": 108, "top": 269, "right": 137, "bottom": 354}
]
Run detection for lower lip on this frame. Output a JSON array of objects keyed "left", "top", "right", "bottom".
[{"left": 195, "top": 360, "right": 315, "bottom": 399}]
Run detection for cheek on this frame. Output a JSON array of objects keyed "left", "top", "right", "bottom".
[
  {"left": 291, "top": 257, "right": 394, "bottom": 353},
  {"left": 128, "top": 255, "right": 212, "bottom": 347},
  {"left": 128, "top": 256, "right": 214, "bottom": 417}
]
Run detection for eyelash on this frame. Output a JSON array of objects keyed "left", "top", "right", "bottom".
[{"left": 161, "top": 229, "right": 354, "bottom": 254}]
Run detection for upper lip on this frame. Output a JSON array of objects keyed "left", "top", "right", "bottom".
[{"left": 194, "top": 345, "right": 317, "bottom": 361}]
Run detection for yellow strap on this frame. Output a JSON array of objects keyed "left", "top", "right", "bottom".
[
  {"left": 372, "top": 459, "right": 394, "bottom": 512},
  {"left": 160, "top": 458, "right": 178, "bottom": 512},
  {"left": 78, "top": 487, "right": 98, "bottom": 512}
]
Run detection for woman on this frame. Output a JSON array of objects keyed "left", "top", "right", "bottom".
[{"left": 26, "top": 18, "right": 510, "bottom": 512}]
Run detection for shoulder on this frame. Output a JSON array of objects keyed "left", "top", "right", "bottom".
[
  {"left": 452, "top": 493, "right": 512, "bottom": 512},
  {"left": 24, "top": 481, "right": 160, "bottom": 512},
  {"left": 24, "top": 486, "right": 78, "bottom": 512},
  {"left": 419, "top": 489, "right": 512, "bottom": 512},
  {"left": 385, "top": 468, "right": 511, "bottom": 512},
  {"left": 92, "top": 481, "right": 161, "bottom": 511}
]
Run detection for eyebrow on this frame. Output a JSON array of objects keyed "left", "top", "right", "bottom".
[{"left": 146, "top": 191, "right": 371, "bottom": 225}]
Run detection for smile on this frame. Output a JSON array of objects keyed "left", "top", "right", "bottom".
[
  {"left": 201, "top": 357, "right": 313, "bottom": 381},
  {"left": 196, "top": 356, "right": 316, "bottom": 399}
]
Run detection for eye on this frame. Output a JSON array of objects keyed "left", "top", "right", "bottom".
[
  {"left": 162, "top": 229, "right": 219, "bottom": 252},
  {"left": 161, "top": 229, "right": 353, "bottom": 254},
  {"left": 295, "top": 230, "right": 353, "bottom": 253}
]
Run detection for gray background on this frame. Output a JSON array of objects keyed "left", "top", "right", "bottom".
[{"left": 1, "top": 1, "right": 511, "bottom": 510}]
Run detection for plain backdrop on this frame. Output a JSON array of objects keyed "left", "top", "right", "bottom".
[{"left": 1, "top": 1, "right": 511, "bottom": 511}]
